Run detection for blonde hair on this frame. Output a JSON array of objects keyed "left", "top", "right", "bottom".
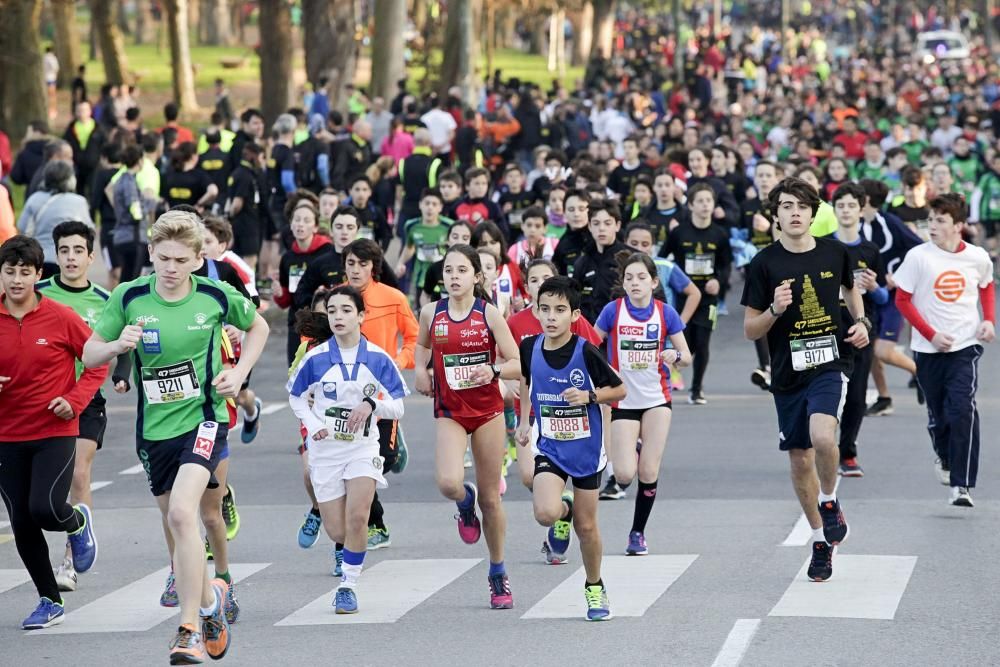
[{"left": 149, "top": 210, "right": 205, "bottom": 254}]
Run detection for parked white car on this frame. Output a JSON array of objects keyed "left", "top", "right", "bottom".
[{"left": 915, "top": 30, "right": 971, "bottom": 62}]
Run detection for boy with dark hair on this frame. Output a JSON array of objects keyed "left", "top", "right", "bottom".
[
  {"left": 498, "top": 164, "right": 541, "bottom": 240},
  {"left": 396, "top": 189, "right": 452, "bottom": 297},
  {"left": 607, "top": 134, "right": 653, "bottom": 209},
  {"left": 889, "top": 166, "right": 931, "bottom": 237},
  {"left": 437, "top": 169, "right": 464, "bottom": 220},
  {"left": 552, "top": 190, "right": 591, "bottom": 277},
  {"left": 573, "top": 200, "right": 630, "bottom": 324},
  {"left": 347, "top": 175, "right": 392, "bottom": 250},
  {"left": 454, "top": 166, "right": 504, "bottom": 229}
]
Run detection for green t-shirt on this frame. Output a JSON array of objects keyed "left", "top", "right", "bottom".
[
  {"left": 406, "top": 220, "right": 452, "bottom": 289},
  {"left": 949, "top": 155, "right": 981, "bottom": 200},
  {"left": 37, "top": 275, "right": 111, "bottom": 377},
  {"left": 94, "top": 274, "right": 256, "bottom": 440},
  {"left": 853, "top": 160, "right": 885, "bottom": 182}
]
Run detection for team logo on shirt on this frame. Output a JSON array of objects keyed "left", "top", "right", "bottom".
[
  {"left": 619, "top": 325, "right": 645, "bottom": 337},
  {"left": 933, "top": 271, "right": 966, "bottom": 303},
  {"left": 194, "top": 313, "right": 208, "bottom": 325},
  {"left": 322, "top": 382, "right": 337, "bottom": 399},
  {"left": 433, "top": 322, "right": 449, "bottom": 342},
  {"left": 646, "top": 323, "right": 660, "bottom": 339},
  {"left": 569, "top": 369, "right": 586, "bottom": 388},
  {"left": 363, "top": 383, "right": 377, "bottom": 397},
  {"left": 135, "top": 314, "right": 160, "bottom": 325},
  {"left": 142, "top": 329, "right": 161, "bottom": 353}
]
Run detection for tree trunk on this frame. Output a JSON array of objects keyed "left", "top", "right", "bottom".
[
  {"left": 411, "top": 0, "right": 426, "bottom": 35},
  {"left": 439, "top": 0, "right": 479, "bottom": 106},
  {"left": 572, "top": 2, "right": 594, "bottom": 67},
  {"left": 591, "top": 0, "right": 615, "bottom": 59},
  {"left": 528, "top": 11, "right": 546, "bottom": 55},
  {"left": 187, "top": 0, "right": 199, "bottom": 36},
  {"left": 0, "top": 0, "right": 47, "bottom": 140},
  {"left": 51, "top": 0, "right": 81, "bottom": 88},
  {"left": 135, "top": 0, "right": 155, "bottom": 45},
  {"left": 370, "top": 0, "right": 406, "bottom": 101},
  {"left": 118, "top": 0, "right": 132, "bottom": 34},
  {"left": 301, "top": 0, "right": 357, "bottom": 111},
  {"left": 258, "top": 0, "right": 293, "bottom": 124},
  {"left": 91, "top": 0, "right": 132, "bottom": 84},
  {"left": 201, "top": 0, "right": 231, "bottom": 45},
  {"left": 163, "top": 0, "right": 199, "bottom": 110}
]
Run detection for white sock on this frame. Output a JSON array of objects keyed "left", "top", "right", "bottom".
[
  {"left": 341, "top": 562, "right": 363, "bottom": 588},
  {"left": 199, "top": 588, "right": 220, "bottom": 617},
  {"left": 818, "top": 490, "right": 836, "bottom": 503},
  {"left": 243, "top": 404, "right": 258, "bottom": 420},
  {"left": 812, "top": 528, "right": 825, "bottom": 544}
]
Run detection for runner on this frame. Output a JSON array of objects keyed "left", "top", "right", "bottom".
[
  {"left": 573, "top": 200, "right": 630, "bottom": 324},
  {"left": 893, "top": 193, "right": 995, "bottom": 507},
  {"left": 36, "top": 222, "right": 128, "bottom": 593},
  {"left": 414, "top": 244, "right": 522, "bottom": 609},
  {"left": 420, "top": 221, "right": 474, "bottom": 306},
  {"left": 0, "top": 235, "right": 104, "bottom": 629},
  {"left": 552, "top": 190, "right": 591, "bottom": 277},
  {"left": 593, "top": 253, "right": 690, "bottom": 555},
  {"left": 515, "top": 276, "right": 625, "bottom": 620},
  {"left": 83, "top": 211, "right": 269, "bottom": 663},
  {"left": 741, "top": 160, "right": 781, "bottom": 390},
  {"left": 741, "top": 177, "right": 870, "bottom": 583},
  {"left": 287, "top": 285, "right": 409, "bottom": 613}
]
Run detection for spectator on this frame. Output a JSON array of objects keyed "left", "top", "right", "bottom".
[{"left": 17, "top": 160, "right": 94, "bottom": 277}]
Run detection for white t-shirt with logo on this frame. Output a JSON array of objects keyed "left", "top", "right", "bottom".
[{"left": 892, "top": 242, "right": 992, "bottom": 353}]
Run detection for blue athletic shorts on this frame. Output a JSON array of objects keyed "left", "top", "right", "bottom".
[
  {"left": 773, "top": 371, "right": 847, "bottom": 451},
  {"left": 877, "top": 299, "right": 903, "bottom": 342}
]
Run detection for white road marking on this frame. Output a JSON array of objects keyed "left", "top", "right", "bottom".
[
  {"left": 780, "top": 477, "right": 841, "bottom": 546},
  {"left": 521, "top": 554, "right": 698, "bottom": 619},
  {"left": 119, "top": 464, "right": 145, "bottom": 475},
  {"left": 90, "top": 481, "right": 113, "bottom": 492},
  {"left": 275, "top": 558, "right": 480, "bottom": 626},
  {"left": 261, "top": 402, "right": 287, "bottom": 415},
  {"left": 711, "top": 618, "right": 762, "bottom": 667},
  {"left": 769, "top": 555, "right": 917, "bottom": 620},
  {"left": 0, "top": 569, "right": 32, "bottom": 594},
  {"left": 37, "top": 563, "right": 270, "bottom": 634}
]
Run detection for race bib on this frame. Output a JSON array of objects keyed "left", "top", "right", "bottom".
[
  {"left": 358, "top": 226, "right": 375, "bottom": 240},
  {"left": 508, "top": 210, "right": 524, "bottom": 228},
  {"left": 417, "top": 243, "right": 443, "bottom": 263},
  {"left": 442, "top": 352, "right": 489, "bottom": 390},
  {"left": 790, "top": 335, "right": 839, "bottom": 371},
  {"left": 539, "top": 405, "right": 591, "bottom": 440},
  {"left": 324, "top": 406, "right": 370, "bottom": 441},
  {"left": 619, "top": 339, "right": 659, "bottom": 371},
  {"left": 141, "top": 360, "right": 200, "bottom": 404},
  {"left": 685, "top": 253, "right": 715, "bottom": 276},
  {"left": 288, "top": 266, "right": 304, "bottom": 294}
]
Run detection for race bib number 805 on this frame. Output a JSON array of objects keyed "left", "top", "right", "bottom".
[{"left": 443, "top": 352, "right": 489, "bottom": 390}]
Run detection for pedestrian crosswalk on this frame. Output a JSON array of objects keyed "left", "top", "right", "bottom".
[{"left": 0, "top": 552, "right": 920, "bottom": 633}]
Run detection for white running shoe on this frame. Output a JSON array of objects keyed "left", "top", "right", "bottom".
[
  {"left": 55, "top": 557, "right": 77, "bottom": 592},
  {"left": 950, "top": 486, "right": 974, "bottom": 508},
  {"left": 934, "top": 458, "right": 951, "bottom": 486}
]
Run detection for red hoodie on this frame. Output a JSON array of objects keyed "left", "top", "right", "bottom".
[{"left": 0, "top": 294, "right": 109, "bottom": 442}]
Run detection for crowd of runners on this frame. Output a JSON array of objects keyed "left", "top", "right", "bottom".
[{"left": 0, "top": 3, "right": 998, "bottom": 663}]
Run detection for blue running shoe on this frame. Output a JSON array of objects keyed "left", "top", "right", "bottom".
[
  {"left": 22, "top": 597, "right": 65, "bottom": 630},
  {"left": 332, "top": 548, "right": 344, "bottom": 577},
  {"left": 626, "top": 531, "right": 648, "bottom": 556},
  {"left": 240, "top": 398, "right": 263, "bottom": 443},
  {"left": 545, "top": 491, "right": 573, "bottom": 558},
  {"left": 68, "top": 503, "right": 97, "bottom": 572},
  {"left": 334, "top": 587, "right": 358, "bottom": 614},
  {"left": 160, "top": 570, "right": 179, "bottom": 607},
  {"left": 584, "top": 584, "right": 612, "bottom": 621},
  {"left": 298, "top": 510, "right": 322, "bottom": 549}
]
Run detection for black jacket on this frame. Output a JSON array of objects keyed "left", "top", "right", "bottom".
[
  {"left": 572, "top": 241, "right": 631, "bottom": 324},
  {"left": 10, "top": 139, "right": 46, "bottom": 186}
]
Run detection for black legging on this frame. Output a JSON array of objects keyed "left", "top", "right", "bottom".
[
  {"left": 684, "top": 323, "right": 713, "bottom": 394},
  {"left": 0, "top": 437, "right": 83, "bottom": 602},
  {"left": 754, "top": 337, "right": 770, "bottom": 370},
  {"left": 116, "top": 242, "right": 148, "bottom": 282},
  {"left": 839, "top": 344, "right": 874, "bottom": 460}
]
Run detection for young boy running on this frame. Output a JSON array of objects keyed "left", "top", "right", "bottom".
[
  {"left": 84, "top": 211, "right": 269, "bottom": 664},
  {"left": 515, "top": 276, "right": 625, "bottom": 620}
]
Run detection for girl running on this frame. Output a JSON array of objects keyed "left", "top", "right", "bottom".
[
  {"left": 507, "top": 207, "right": 558, "bottom": 269},
  {"left": 479, "top": 250, "right": 511, "bottom": 319},
  {"left": 288, "top": 285, "right": 408, "bottom": 614},
  {"left": 473, "top": 221, "right": 525, "bottom": 312},
  {"left": 414, "top": 245, "right": 521, "bottom": 609},
  {"left": 593, "top": 252, "right": 690, "bottom": 555}
]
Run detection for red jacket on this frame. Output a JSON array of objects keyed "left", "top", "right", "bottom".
[{"left": 0, "top": 294, "right": 108, "bottom": 442}]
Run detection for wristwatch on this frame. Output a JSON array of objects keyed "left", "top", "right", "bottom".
[
  {"left": 768, "top": 303, "right": 781, "bottom": 317},
  {"left": 856, "top": 316, "right": 873, "bottom": 332},
  {"left": 588, "top": 390, "right": 598, "bottom": 404},
  {"left": 490, "top": 363, "right": 501, "bottom": 380}
]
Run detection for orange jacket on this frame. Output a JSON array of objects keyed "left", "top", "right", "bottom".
[{"left": 359, "top": 280, "right": 418, "bottom": 369}]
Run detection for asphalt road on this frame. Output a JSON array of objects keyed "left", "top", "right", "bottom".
[{"left": 3, "top": 280, "right": 1000, "bottom": 667}]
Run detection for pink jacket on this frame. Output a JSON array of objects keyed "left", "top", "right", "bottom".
[{"left": 380, "top": 130, "right": 414, "bottom": 164}]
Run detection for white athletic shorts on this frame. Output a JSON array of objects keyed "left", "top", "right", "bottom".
[{"left": 310, "top": 455, "right": 388, "bottom": 503}]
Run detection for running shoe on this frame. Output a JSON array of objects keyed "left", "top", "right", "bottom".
[
  {"left": 201, "top": 579, "right": 231, "bottom": 660},
  {"left": 160, "top": 570, "right": 179, "bottom": 607},
  {"left": 751, "top": 368, "right": 771, "bottom": 391},
  {"left": 717, "top": 301, "right": 729, "bottom": 316},
  {"left": 22, "top": 597, "right": 65, "bottom": 630},
  {"left": 240, "top": 398, "right": 263, "bottom": 443},
  {"left": 838, "top": 458, "right": 864, "bottom": 478},
  {"left": 367, "top": 526, "right": 392, "bottom": 550},
  {"left": 584, "top": 584, "right": 612, "bottom": 621},
  {"left": 934, "top": 458, "right": 951, "bottom": 486},
  {"left": 488, "top": 572, "right": 513, "bottom": 609},
  {"left": 807, "top": 541, "right": 833, "bottom": 582},
  {"left": 222, "top": 484, "right": 240, "bottom": 541},
  {"left": 499, "top": 472, "right": 507, "bottom": 496},
  {"left": 55, "top": 556, "right": 77, "bottom": 592},
  {"left": 670, "top": 366, "right": 685, "bottom": 391},
  {"left": 545, "top": 491, "right": 573, "bottom": 558},
  {"left": 626, "top": 530, "right": 648, "bottom": 556},
  {"left": 818, "top": 499, "right": 849, "bottom": 546},
  {"left": 169, "top": 623, "right": 206, "bottom": 665},
  {"left": 950, "top": 486, "right": 974, "bottom": 507},
  {"left": 204, "top": 537, "right": 213, "bottom": 561},
  {"left": 599, "top": 475, "right": 625, "bottom": 500},
  {"left": 541, "top": 540, "right": 567, "bottom": 565},
  {"left": 223, "top": 580, "right": 240, "bottom": 624},
  {"left": 865, "top": 396, "right": 893, "bottom": 416},
  {"left": 389, "top": 429, "right": 408, "bottom": 474},
  {"left": 688, "top": 390, "right": 707, "bottom": 405},
  {"left": 455, "top": 482, "right": 482, "bottom": 544},
  {"left": 334, "top": 586, "right": 358, "bottom": 614},
  {"left": 463, "top": 446, "right": 473, "bottom": 469},
  {"left": 507, "top": 437, "right": 518, "bottom": 464},
  {"left": 332, "top": 547, "right": 344, "bottom": 577},
  {"left": 298, "top": 510, "right": 322, "bottom": 549},
  {"left": 67, "top": 503, "right": 97, "bottom": 572}
]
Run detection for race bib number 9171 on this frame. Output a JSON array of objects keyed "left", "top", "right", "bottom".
[{"left": 790, "top": 336, "right": 839, "bottom": 371}]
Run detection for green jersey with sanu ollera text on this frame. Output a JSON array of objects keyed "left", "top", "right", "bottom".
[
  {"left": 37, "top": 275, "right": 111, "bottom": 377},
  {"left": 94, "top": 274, "right": 256, "bottom": 440}
]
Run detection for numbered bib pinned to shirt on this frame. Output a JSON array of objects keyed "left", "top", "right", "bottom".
[
  {"left": 790, "top": 335, "right": 839, "bottom": 371},
  {"left": 324, "top": 406, "right": 370, "bottom": 441},
  {"left": 417, "top": 243, "right": 443, "bottom": 263},
  {"left": 141, "top": 360, "right": 200, "bottom": 404},
  {"left": 619, "top": 339, "right": 659, "bottom": 371},
  {"left": 442, "top": 352, "right": 489, "bottom": 390},
  {"left": 358, "top": 226, "right": 375, "bottom": 240},
  {"left": 539, "top": 405, "right": 591, "bottom": 440},
  {"left": 685, "top": 253, "right": 715, "bottom": 276},
  {"left": 288, "top": 266, "right": 305, "bottom": 294}
]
